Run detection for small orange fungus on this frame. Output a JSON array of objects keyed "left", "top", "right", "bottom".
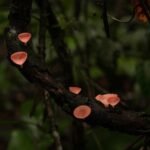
[
  {"left": 95, "top": 93, "right": 120, "bottom": 107},
  {"left": 10, "top": 51, "right": 28, "bottom": 66},
  {"left": 69, "top": 86, "right": 82, "bottom": 94},
  {"left": 73, "top": 105, "right": 91, "bottom": 119},
  {"left": 135, "top": 6, "right": 148, "bottom": 23},
  {"left": 132, "top": 0, "right": 149, "bottom": 23},
  {"left": 18, "top": 32, "right": 31, "bottom": 44}
]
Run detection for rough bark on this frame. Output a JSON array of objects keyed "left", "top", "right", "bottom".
[{"left": 5, "top": 0, "right": 150, "bottom": 136}]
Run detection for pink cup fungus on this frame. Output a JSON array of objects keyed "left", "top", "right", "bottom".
[
  {"left": 69, "top": 86, "right": 82, "bottom": 94},
  {"left": 95, "top": 93, "right": 120, "bottom": 107},
  {"left": 73, "top": 105, "right": 91, "bottom": 119},
  {"left": 18, "top": 32, "right": 31, "bottom": 44},
  {"left": 10, "top": 51, "right": 28, "bottom": 66}
]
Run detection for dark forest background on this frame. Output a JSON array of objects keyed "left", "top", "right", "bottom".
[{"left": 1, "top": 0, "right": 150, "bottom": 150}]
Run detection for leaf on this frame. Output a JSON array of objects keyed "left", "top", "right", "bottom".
[{"left": 8, "top": 130, "right": 34, "bottom": 150}]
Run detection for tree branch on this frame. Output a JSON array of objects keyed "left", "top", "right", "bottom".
[{"left": 5, "top": 0, "right": 150, "bottom": 136}]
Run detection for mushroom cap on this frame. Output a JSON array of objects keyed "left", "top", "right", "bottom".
[
  {"left": 18, "top": 32, "right": 31, "bottom": 44},
  {"left": 10, "top": 51, "right": 28, "bottom": 65},
  {"left": 95, "top": 94, "right": 109, "bottom": 107},
  {"left": 95, "top": 93, "right": 120, "bottom": 107},
  {"left": 69, "top": 86, "right": 82, "bottom": 94},
  {"left": 73, "top": 105, "right": 91, "bottom": 119}
]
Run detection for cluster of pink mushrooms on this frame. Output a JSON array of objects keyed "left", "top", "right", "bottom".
[
  {"left": 69, "top": 86, "right": 120, "bottom": 119},
  {"left": 10, "top": 32, "right": 31, "bottom": 66},
  {"left": 10, "top": 32, "right": 120, "bottom": 121}
]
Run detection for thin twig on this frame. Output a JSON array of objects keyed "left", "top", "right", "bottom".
[
  {"left": 38, "top": 0, "right": 47, "bottom": 61},
  {"left": 37, "top": 1, "right": 63, "bottom": 149},
  {"left": 44, "top": 91, "right": 63, "bottom": 150},
  {"left": 87, "top": 129, "right": 103, "bottom": 150},
  {"left": 124, "top": 135, "right": 144, "bottom": 150},
  {"left": 96, "top": 0, "right": 110, "bottom": 38}
]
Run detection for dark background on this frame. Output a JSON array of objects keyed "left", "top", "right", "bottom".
[{"left": 1, "top": 0, "right": 150, "bottom": 149}]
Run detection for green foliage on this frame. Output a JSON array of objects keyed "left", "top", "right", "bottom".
[{"left": 8, "top": 130, "right": 35, "bottom": 150}]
